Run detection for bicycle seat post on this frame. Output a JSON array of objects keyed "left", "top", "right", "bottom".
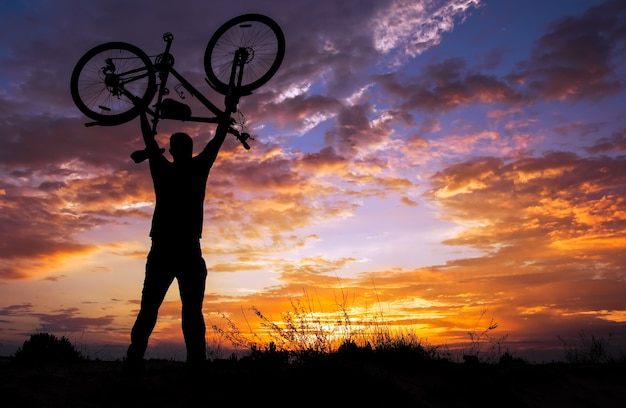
[
  {"left": 150, "top": 33, "right": 176, "bottom": 133},
  {"left": 158, "top": 33, "right": 174, "bottom": 69}
]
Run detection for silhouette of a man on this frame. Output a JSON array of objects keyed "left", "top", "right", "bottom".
[{"left": 124, "top": 107, "right": 228, "bottom": 372}]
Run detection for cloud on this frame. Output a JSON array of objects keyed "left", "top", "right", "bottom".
[
  {"left": 586, "top": 128, "right": 626, "bottom": 154},
  {"left": 373, "top": 0, "right": 482, "bottom": 61},
  {"left": 31, "top": 307, "right": 116, "bottom": 332},
  {"left": 260, "top": 93, "right": 343, "bottom": 134},
  {"left": 370, "top": 0, "right": 626, "bottom": 121},
  {"left": 508, "top": 0, "right": 626, "bottom": 101},
  {"left": 429, "top": 152, "right": 626, "bottom": 246},
  {"left": 373, "top": 58, "right": 524, "bottom": 114},
  {"left": 410, "top": 149, "right": 626, "bottom": 333},
  {"left": 0, "top": 303, "right": 33, "bottom": 316}
]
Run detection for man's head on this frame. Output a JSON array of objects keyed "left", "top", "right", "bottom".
[{"left": 169, "top": 132, "right": 193, "bottom": 162}]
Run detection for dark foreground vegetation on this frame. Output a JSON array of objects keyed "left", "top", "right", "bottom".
[{"left": 2, "top": 333, "right": 626, "bottom": 407}]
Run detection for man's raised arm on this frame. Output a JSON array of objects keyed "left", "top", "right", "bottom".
[
  {"left": 131, "top": 106, "right": 164, "bottom": 163},
  {"left": 199, "top": 114, "right": 230, "bottom": 164},
  {"left": 139, "top": 110, "right": 162, "bottom": 154}
]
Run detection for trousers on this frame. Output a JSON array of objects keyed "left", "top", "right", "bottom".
[{"left": 126, "top": 239, "right": 207, "bottom": 364}]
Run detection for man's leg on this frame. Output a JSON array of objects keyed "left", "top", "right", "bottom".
[
  {"left": 126, "top": 249, "right": 174, "bottom": 364},
  {"left": 178, "top": 245, "right": 208, "bottom": 365}
]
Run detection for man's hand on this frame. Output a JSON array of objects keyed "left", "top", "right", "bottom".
[
  {"left": 129, "top": 96, "right": 162, "bottom": 163},
  {"left": 130, "top": 147, "right": 165, "bottom": 163}
]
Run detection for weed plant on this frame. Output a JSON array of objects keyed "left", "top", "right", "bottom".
[
  {"left": 210, "top": 291, "right": 478, "bottom": 366},
  {"left": 463, "top": 309, "right": 509, "bottom": 364},
  {"left": 558, "top": 331, "right": 623, "bottom": 364}
]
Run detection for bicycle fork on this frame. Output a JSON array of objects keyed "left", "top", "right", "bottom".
[{"left": 224, "top": 48, "right": 248, "bottom": 113}]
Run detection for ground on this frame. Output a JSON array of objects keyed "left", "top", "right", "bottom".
[{"left": 1, "top": 357, "right": 625, "bottom": 407}]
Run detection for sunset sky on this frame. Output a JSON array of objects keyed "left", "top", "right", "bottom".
[{"left": 1, "top": 0, "right": 626, "bottom": 362}]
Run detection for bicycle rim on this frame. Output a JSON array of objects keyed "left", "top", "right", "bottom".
[
  {"left": 70, "top": 42, "right": 156, "bottom": 125},
  {"left": 204, "top": 14, "right": 285, "bottom": 95}
]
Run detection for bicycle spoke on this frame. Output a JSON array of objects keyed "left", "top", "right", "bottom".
[
  {"left": 71, "top": 42, "right": 156, "bottom": 124},
  {"left": 212, "top": 23, "right": 278, "bottom": 86},
  {"left": 204, "top": 14, "right": 285, "bottom": 95}
]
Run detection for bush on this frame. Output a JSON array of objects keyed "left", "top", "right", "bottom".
[
  {"left": 558, "top": 331, "right": 613, "bottom": 364},
  {"left": 12, "top": 332, "right": 85, "bottom": 364}
]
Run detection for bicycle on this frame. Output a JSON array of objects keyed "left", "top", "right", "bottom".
[{"left": 70, "top": 14, "right": 285, "bottom": 161}]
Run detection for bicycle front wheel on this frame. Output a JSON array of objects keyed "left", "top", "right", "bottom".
[
  {"left": 204, "top": 14, "right": 285, "bottom": 95},
  {"left": 70, "top": 42, "right": 156, "bottom": 125}
]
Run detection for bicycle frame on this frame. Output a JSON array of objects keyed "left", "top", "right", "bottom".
[{"left": 86, "top": 32, "right": 253, "bottom": 152}]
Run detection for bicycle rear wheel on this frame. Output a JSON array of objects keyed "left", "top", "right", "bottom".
[
  {"left": 204, "top": 14, "right": 285, "bottom": 95},
  {"left": 70, "top": 42, "right": 156, "bottom": 125}
]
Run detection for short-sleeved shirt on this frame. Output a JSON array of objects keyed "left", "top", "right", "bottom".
[{"left": 148, "top": 146, "right": 218, "bottom": 241}]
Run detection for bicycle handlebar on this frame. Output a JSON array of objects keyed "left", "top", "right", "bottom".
[{"left": 129, "top": 125, "right": 250, "bottom": 163}]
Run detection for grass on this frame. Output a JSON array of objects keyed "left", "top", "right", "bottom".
[
  {"left": 558, "top": 330, "right": 623, "bottom": 364},
  {"left": 4, "top": 298, "right": 626, "bottom": 407},
  {"left": 209, "top": 290, "right": 451, "bottom": 365},
  {"left": 209, "top": 292, "right": 626, "bottom": 367},
  {"left": 207, "top": 300, "right": 522, "bottom": 368}
]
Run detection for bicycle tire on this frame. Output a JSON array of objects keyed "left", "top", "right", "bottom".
[
  {"left": 70, "top": 42, "right": 156, "bottom": 125},
  {"left": 204, "top": 14, "right": 285, "bottom": 95}
]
